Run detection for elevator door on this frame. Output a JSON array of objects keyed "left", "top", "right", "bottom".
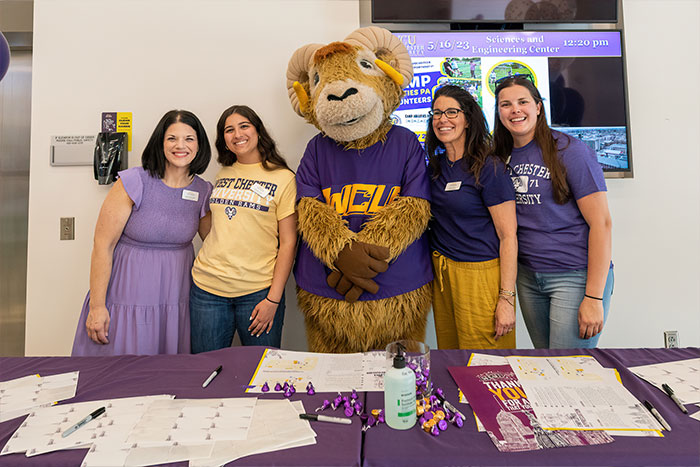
[{"left": 0, "top": 48, "right": 31, "bottom": 356}]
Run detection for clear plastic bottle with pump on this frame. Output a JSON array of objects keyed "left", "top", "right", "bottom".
[{"left": 383, "top": 352, "right": 416, "bottom": 430}]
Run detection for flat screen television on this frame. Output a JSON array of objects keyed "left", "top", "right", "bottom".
[
  {"left": 373, "top": 0, "right": 618, "bottom": 24},
  {"left": 391, "top": 30, "right": 632, "bottom": 175}
]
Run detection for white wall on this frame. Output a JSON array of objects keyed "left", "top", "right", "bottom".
[
  {"left": 600, "top": 0, "right": 700, "bottom": 347},
  {"left": 25, "top": 0, "right": 700, "bottom": 356},
  {"left": 24, "top": 0, "right": 359, "bottom": 355}
]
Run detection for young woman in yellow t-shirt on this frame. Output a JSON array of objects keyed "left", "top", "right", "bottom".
[{"left": 190, "top": 105, "right": 297, "bottom": 352}]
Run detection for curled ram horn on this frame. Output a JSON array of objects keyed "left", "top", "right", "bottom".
[
  {"left": 286, "top": 43, "right": 323, "bottom": 116},
  {"left": 344, "top": 26, "right": 413, "bottom": 88}
]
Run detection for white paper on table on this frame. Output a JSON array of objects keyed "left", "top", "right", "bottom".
[
  {"left": 0, "top": 371, "right": 79, "bottom": 422},
  {"left": 507, "top": 355, "right": 663, "bottom": 433},
  {"left": 0, "top": 395, "right": 174, "bottom": 459},
  {"left": 628, "top": 358, "right": 700, "bottom": 404},
  {"left": 122, "top": 442, "right": 214, "bottom": 467},
  {"left": 246, "top": 348, "right": 386, "bottom": 393},
  {"left": 82, "top": 398, "right": 257, "bottom": 467},
  {"left": 82, "top": 441, "right": 215, "bottom": 467},
  {"left": 190, "top": 399, "right": 317, "bottom": 467},
  {"left": 690, "top": 411, "right": 700, "bottom": 422},
  {"left": 461, "top": 354, "right": 662, "bottom": 437},
  {"left": 125, "top": 398, "right": 255, "bottom": 446}
]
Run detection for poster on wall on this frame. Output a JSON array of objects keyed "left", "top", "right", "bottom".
[{"left": 392, "top": 30, "right": 630, "bottom": 172}]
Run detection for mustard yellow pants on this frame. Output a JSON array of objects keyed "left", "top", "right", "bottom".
[{"left": 432, "top": 251, "right": 516, "bottom": 349}]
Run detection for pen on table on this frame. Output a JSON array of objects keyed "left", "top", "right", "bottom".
[
  {"left": 61, "top": 407, "right": 106, "bottom": 438},
  {"left": 643, "top": 400, "right": 672, "bottom": 431},
  {"left": 202, "top": 365, "right": 222, "bottom": 388},
  {"left": 435, "top": 392, "right": 466, "bottom": 421},
  {"left": 662, "top": 383, "right": 688, "bottom": 414},
  {"left": 299, "top": 413, "right": 352, "bottom": 425}
]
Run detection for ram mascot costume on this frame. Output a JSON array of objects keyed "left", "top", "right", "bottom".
[{"left": 287, "top": 26, "right": 433, "bottom": 353}]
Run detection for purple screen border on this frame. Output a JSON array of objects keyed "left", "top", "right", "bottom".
[{"left": 397, "top": 30, "right": 622, "bottom": 58}]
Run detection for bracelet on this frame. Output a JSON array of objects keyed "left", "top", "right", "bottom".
[
  {"left": 498, "top": 296, "right": 514, "bottom": 307},
  {"left": 265, "top": 297, "right": 280, "bottom": 305},
  {"left": 584, "top": 294, "right": 603, "bottom": 301},
  {"left": 499, "top": 288, "right": 516, "bottom": 297}
]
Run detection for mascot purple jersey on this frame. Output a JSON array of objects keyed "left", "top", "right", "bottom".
[{"left": 295, "top": 125, "right": 432, "bottom": 300}]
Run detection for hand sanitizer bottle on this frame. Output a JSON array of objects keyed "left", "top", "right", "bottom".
[{"left": 384, "top": 352, "right": 416, "bottom": 430}]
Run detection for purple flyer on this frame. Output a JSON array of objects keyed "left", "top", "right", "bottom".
[
  {"left": 101, "top": 112, "right": 117, "bottom": 133},
  {"left": 448, "top": 365, "right": 614, "bottom": 452}
]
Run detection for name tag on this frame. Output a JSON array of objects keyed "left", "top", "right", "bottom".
[
  {"left": 182, "top": 189, "right": 199, "bottom": 201},
  {"left": 445, "top": 181, "right": 462, "bottom": 191},
  {"left": 250, "top": 182, "right": 271, "bottom": 199}
]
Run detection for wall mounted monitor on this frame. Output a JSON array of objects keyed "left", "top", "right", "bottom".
[
  {"left": 373, "top": 0, "right": 618, "bottom": 24},
  {"left": 391, "top": 30, "right": 632, "bottom": 175}
]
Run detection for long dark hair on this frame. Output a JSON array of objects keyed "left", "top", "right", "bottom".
[
  {"left": 426, "top": 85, "right": 496, "bottom": 185},
  {"left": 142, "top": 110, "right": 211, "bottom": 178},
  {"left": 492, "top": 77, "right": 570, "bottom": 204},
  {"left": 215, "top": 105, "right": 291, "bottom": 172}
]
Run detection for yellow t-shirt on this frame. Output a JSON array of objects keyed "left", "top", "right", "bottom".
[{"left": 192, "top": 162, "right": 296, "bottom": 297}]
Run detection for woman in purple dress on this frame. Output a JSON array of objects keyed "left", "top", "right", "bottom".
[{"left": 71, "top": 110, "right": 212, "bottom": 356}]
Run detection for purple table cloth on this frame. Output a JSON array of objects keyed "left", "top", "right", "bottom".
[
  {"left": 0, "top": 346, "right": 362, "bottom": 467},
  {"left": 3, "top": 347, "right": 699, "bottom": 467},
  {"left": 364, "top": 347, "right": 700, "bottom": 467}
]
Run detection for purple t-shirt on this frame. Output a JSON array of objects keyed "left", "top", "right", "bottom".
[
  {"left": 508, "top": 131, "right": 607, "bottom": 272},
  {"left": 294, "top": 125, "right": 433, "bottom": 300},
  {"left": 430, "top": 156, "right": 515, "bottom": 262}
]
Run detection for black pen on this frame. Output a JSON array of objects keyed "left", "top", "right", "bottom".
[
  {"left": 435, "top": 392, "right": 466, "bottom": 421},
  {"left": 61, "top": 407, "right": 106, "bottom": 438},
  {"left": 662, "top": 383, "right": 688, "bottom": 414},
  {"left": 202, "top": 365, "right": 222, "bottom": 388},
  {"left": 643, "top": 400, "right": 671, "bottom": 431}
]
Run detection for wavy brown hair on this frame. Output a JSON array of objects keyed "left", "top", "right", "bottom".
[
  {"left": 492, "top": 77, "right": 571, "bottom": 204},
  {"left": 215, "top": 105, "right": 292, "bottom": 172},
  {"left": 426, "top": 85, "right": 497, "bottom": 185}
]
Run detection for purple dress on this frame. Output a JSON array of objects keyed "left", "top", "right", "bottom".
[{"left": 71, "top": 167, "right": 212, "bottom": 356}]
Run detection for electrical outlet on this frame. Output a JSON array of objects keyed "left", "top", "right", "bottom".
[
  {"left": 664, "top": 331, "right": 679, "bottom": 348},
  {"left": 60, "top": 217, "right": 75, "bottom": 240}
]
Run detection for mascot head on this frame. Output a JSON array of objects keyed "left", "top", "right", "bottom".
[{"left": 286, "top": 27, "right": 413, "bottom": 150}]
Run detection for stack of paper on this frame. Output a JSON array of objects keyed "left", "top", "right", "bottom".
[
  {"left": 452, "top": 352, "right": 665, "bottom": 452},
  {"left": 449, "top": 364, "right": 614, "bottom": 452},
  {"left": 190, "top": 399, "right": 317, "bottom": 467},
  {"left": 1, "top": 396, "right": 317, "bottom": 467},
  {"left": 508, "top": 355, "right": 665, "bottom": 435},
  {"left": 0, "top": 395, "right": 175, "bottom": 460},
  {"left": 83, "top": 398, "right": 257, "bottom": 467},
  {"left": 0, "top": 372, "right": 79, "bottom": 422},
  {"left": 628, "top": 358, "right": 700, "bottom": 404}
]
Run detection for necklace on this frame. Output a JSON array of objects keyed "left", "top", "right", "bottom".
[{"left": 446, "top": 155, "right": 462, "bottom": 168}]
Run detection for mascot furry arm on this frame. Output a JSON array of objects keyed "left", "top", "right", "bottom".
[{"left": 288, "top": 27, "right": 430, "bottom": 301}]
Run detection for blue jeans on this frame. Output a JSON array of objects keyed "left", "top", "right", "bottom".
[
  {"left": 517, "top": 264, "right": 614, "bottom": 349},
  {"left": 189, "top": 283, "right": 285, "bottom": 353}
]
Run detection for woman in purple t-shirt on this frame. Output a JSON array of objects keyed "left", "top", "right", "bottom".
[
  {"left": 493, "top": 76, "right": 613, "bottom": 349},
  {"left": 427, "top": 85, "right": 518, "bottom": 349}
]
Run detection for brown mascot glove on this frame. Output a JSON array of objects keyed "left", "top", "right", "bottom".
[
  {"left": 334, "top": 241, "right": 389, "bottom": 277},
  {"left": 326, "top": 241, "right": 389, "bottom": 303},
  {"left": 327, "top": 271, "right": 376, "bottom": 303}
]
